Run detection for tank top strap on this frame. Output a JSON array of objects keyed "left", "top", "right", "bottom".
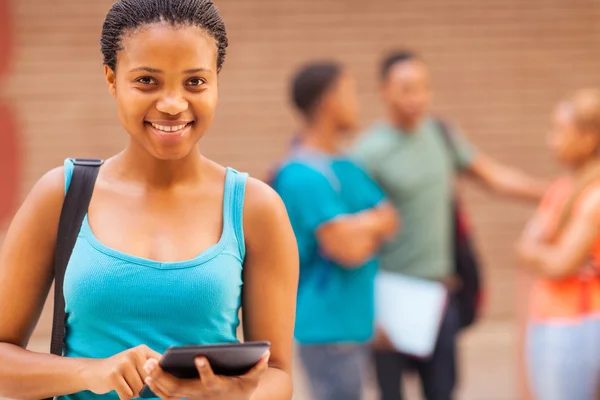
[
  {"left": 223, "top": 167, "right": 248, "bottom": 261},
  {"left": 63, "top": 158, "right": 76, "bottom": 194}
]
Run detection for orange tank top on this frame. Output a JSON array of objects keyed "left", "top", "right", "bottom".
[{"left": 529, "top": 178, "right": 600, "bottom": 322}]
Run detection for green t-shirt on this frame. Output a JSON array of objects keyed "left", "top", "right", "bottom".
[{"left": 351, "top": 117, "right": 477, "bottom": 279}]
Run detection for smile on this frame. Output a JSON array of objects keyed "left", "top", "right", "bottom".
[{"left": 149, "top": 122, "right": 191, "bottom": 132}]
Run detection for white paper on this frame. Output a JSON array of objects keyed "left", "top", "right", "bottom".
[{"left": 375, "top": 271, "right": 448, "bottom": 358}]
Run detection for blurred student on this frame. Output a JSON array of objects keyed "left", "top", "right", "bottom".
[
  {"left": 271, "top": 61, "right": 399, "bottom": 400},
  {"left": 353, "top": 50, "right": 546, "bottom": 400},
  {"left": 518, "top": 89, "right": 600, "bottom": 400}
]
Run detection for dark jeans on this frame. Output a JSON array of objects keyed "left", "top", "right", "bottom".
[
  {"left": 373, "top": 297, "right": 461, "bottom": 400},
  {"left": 299, "top": 343, "right": 368, "bottom": 400}
]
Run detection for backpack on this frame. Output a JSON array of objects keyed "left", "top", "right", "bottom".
[{"left": 435, "top": 119, "right": 484, "bottom": 330}]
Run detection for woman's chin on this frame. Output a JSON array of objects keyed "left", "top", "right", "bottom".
[{"left": 144, "top": 144, "right": 199, "bottom": 162}]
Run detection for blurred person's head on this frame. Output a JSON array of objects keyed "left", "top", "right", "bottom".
[
  {"left": 291, "top": 62, "right": 359, "bottom": 135},
  {"left": 549, "top": 89, "right": 600, "bottom": 168},
  {"left": 100, "top": 0, "right": 227, "bottom": 161},
  {"left": 380, "top": 50, "right": 432, "bottom": 131}
]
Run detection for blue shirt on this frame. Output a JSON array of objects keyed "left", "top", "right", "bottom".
[
  {"left": 59, "top": 159, "right": 248, "bottom": 400},
  {"left": 272, "top": 149, "right": 386, "bottom": 344}
]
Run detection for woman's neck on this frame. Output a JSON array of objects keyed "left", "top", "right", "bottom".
[
  {"left": 110, "top": 141, "right": 207, "bottom": 189},
  {"left": 570, "top": 156, "right": 600, "bottom": 178}
]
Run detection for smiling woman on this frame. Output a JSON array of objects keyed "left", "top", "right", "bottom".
[
  {"left": 105, "top": 21, "right": 221, "bottom": 161},
  {"left": 0, "top": 1, "right": 298, "bottom": 400}
]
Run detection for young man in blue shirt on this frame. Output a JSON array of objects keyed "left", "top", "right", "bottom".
[{"left": 272, "top": 62, "right": 399, "bottom": 400}]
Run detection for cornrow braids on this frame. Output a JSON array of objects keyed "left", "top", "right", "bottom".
[{"left": 100, "top": 0, "right": 228, "bottom": 72}]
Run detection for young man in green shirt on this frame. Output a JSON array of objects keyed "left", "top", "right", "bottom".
[{"left": 352, "top": 50, "right": 546, "bottom": 400}]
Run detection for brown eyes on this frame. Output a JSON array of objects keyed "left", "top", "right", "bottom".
[
  {"left": 134, "top": 77, "right": 206, "bottom": 87},
  {"left": 186, "top": 78, "right": 206, "bottom": 87},
  {"left": 136, "top": 76, "right": 157, "bottom": 85}
]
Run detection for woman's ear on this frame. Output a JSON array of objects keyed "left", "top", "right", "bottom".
[{"left": 104, "top": 65, "right": 116, "bottom": 96}]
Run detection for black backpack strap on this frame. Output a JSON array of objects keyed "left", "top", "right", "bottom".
[
  {"left": 50, "top": 158, "right": 103, "bottom": 357},
  {"left": 434, "top": 117, "right": 460, "bottom": 166},
  {"left": 434, "top": 120, "right": 484, "bottom": 329}
]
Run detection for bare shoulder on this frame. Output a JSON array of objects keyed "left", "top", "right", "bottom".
[
  {"left": 0, "top": 164, "right": 66, "bottom": 252},
  {"left": 19, "top": 166, "right": 65, "bottom": 211},
  {"left": 242, "top": 177, "right": 291, "bottom": 241},
  {"left": 4, "top": 165, "right": 66, "bottom": 243},
  {"left": 243, "top": 177, "right": 288, "bottom": 224},
  {"left": 35, "top": 165, "right": 65, "bottom": 193},
  {"left": 28, "top": 166, "right": 66, "bottom": 211}
]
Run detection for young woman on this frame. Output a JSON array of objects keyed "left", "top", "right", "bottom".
[
  {"left": 518, "top": 89, "right": 600, "bottom": 400},
  {"left": 0, "top": 1, "right": 298, "bottom": 399},
  {"left": 272, "top": 62, "right": 399, "bottom": 400}
]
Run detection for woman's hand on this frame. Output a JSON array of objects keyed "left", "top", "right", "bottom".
[
  {"left": 143, "top": 351, "right": 270, "bottom": 400},
  {"left": 82, "top": 344, "right": 161, "bottom": 400},
  {"left": 522, "top": 213, "right": 554, "bottom": 243},
  {"left": 518, "top": 214, "right": 553, "bottom": 261}
]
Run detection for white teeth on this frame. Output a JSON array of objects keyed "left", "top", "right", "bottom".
[{"left": 150, "top": 123, "right": 188, "bottom": 132}]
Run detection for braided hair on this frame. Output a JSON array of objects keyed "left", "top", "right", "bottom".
[{"left": 100, "top": 0, "right": 228, "bottom": 72}]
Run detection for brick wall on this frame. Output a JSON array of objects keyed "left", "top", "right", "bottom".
[{"left": 2, "top": 0, "right": 600, "bottom": 341}]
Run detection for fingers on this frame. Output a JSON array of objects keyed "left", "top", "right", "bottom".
[
  {"left": 144, "top": 358, "right": 185, "bottom": 399},
  {"left": 139, "top": 344, "right": 163, "bottom": 360},
  {"left": 129, "top": 345, "right": 158, "bottom": 397},
  {"left": 122, "top": 363, "right": 145, "bottom": 398},
  {"left": 114, "top": 376, "right": 135, "bottom": 400},
  {"left": 142, "top": 354, "right": 269, "bottom": 399},
  {"left": 144, "top": 377, "right": 180, "bottom": 400},
  {"left": 195, "top": 356, "right": 221, "bottom": 391},
  {"left": 133, "top": 349, "right": 154, "bottom": 385},
  {"left": 245, "top": 350, "right": 270, "bottom": 378}
]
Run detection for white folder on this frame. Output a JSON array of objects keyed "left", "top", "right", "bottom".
[{"left": 375, "top": 271, "right": 448, "bottom": 358}]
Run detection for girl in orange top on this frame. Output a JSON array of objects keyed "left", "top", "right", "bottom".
[{"left": 519, "top": 89, "right": 600, "bottom": 400}]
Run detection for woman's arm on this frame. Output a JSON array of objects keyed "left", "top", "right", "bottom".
[
  {"left": 517, "top": 188, "right": 600, "bottom": 279},
  {"left": 242, "top": 177, "right": 299, "bottom": 400},
  {"left": 0, "top": 167, "right": 93, "bottom": 398},
  {"left": 0, "top": 167, "right": 158, "bottom": 399}
]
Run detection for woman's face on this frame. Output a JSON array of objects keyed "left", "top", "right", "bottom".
[
  {"left": 105, "top": 23, "right": 219, "bottom": 161},
  {"left": 548, "top": 103, "right": 599, "bottom": 167}
]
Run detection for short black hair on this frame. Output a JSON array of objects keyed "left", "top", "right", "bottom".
[
  {"left": 100, "top": 0, "right": 228, "bottom": 72},
  {"left": 380, "top": 50, "right": 419, "bottom": 82},
  {"left": 291, "top": 61, "right": 343, "bottom": 118}
]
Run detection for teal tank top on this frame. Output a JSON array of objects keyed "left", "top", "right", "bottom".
[{"left": 58, "top": 159, "right": 248, "bottom": 400}]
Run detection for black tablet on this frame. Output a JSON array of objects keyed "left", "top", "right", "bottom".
[{"left": 139, "top": 341, "right": 271, "bottom": 398}]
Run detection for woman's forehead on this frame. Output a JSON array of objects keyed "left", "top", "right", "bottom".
[{"left": 118, "top": 24, "right": 218, "bottom": 71}]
